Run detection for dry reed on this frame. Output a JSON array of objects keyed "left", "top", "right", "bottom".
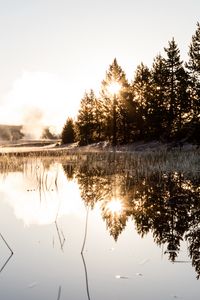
[{"left": 0, "top": 147, "right": 199, "bottom": 177}]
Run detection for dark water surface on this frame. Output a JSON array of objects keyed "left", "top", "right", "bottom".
[{"left": 0, "top": 156, "right": 200, "bottom": 300}]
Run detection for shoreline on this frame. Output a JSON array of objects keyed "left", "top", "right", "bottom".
[{"left": 0, "top": 140, "right": 199, "bottom": 157}]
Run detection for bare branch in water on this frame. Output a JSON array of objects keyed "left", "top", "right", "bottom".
[
  {"left": 57, "top": 285, "right": 62, "bottom": 300},
  {"left": 0, "top": 252, "right": 13, "bottom": 273},
  {"left": 0, "top": 233, "right": 13, "bottom": 254},
  {"left": 81, "top": 253, "right": 91, "bottom": 300},
  {"left": 81, "top": 206, "right": 89, "bottom": 254},
  {"left": 55, "top": 221, "right": 66, "bottom": 250},
  {"left": 0, "top": 233, "right": 14, "bottom": 273}
]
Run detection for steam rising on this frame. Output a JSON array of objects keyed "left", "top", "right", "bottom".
[
  {"left": 0, "top": 71, "right": 81, "bottom": 139},
  {"left": 21, "top": 108, "right": 45, "bottom": 139}
]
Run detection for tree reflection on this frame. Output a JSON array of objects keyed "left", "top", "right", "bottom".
[
  {"left": 62, "top": 160, "right": 200, "bottom": 278},
  {"left": 63, "top": 163, "right": 75, "bottom": 181},
  {"left": 101, "top": 197, "right": 129, "bottom": 241},
  {"left": 76, "top": 162, "right": 112, "bottom": 209}
]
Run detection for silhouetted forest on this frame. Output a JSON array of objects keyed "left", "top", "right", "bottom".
[{"left": 62, "top": 23, "right": 200, "bottom": 146}]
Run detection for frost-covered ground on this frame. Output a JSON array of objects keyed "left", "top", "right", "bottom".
[{"left": 0, "top": 139, "right": 197, "bottom": 156}]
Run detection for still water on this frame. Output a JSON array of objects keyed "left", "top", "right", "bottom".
[{"left": 0, "top": 156, "right": 200, "bottom": 300}]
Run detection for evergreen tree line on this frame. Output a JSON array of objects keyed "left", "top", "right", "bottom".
[{"left": 62, "top": 23, "right": 200, "bottom": 146}]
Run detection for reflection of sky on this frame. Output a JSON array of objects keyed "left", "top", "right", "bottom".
[
  {"left": 0, "top": 164, "right": 85, "bottom": 226},
  {"left": 1, "top": 163, "right": 200, "bottom": 300}
]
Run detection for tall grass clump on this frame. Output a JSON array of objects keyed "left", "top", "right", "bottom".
[
  {"left": 0, "top": 146, "right": 199, "bottom": 178},
  {"left": 74, "top": 147, "right": 200, "bottom": 177},
  {"left": 0, "top": 154, "right": 25, "bottom": 174}
]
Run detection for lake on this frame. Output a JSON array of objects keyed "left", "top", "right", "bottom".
[{"left": 0, "top": 153, "right": 200, "bottom": 300}]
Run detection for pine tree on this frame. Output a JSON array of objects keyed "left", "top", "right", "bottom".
[
  {"left": 119, "top": 83, "right": 136, "bottom": 143},
  {"left": 164, "top": 38, "right": 188, "bottom": 139},
  {"left": 132, "top": 62, "right": 152, "bottom": 139},
  {"left": 149, "top": 54, "right": 169, "bottom": 139},
  {"left": 76, "top": 89, "right": 98, "bottom": 145},
  {"left": 186, "top": 22, "right": 200, "bottom": 143},
  {"left": 93, "top": 96, "right": 105, "bottom": 142},
  {"left": 101, "top": 58, "right": 131, "bottom": 145},
  {"left": 174, "top": 67, "right": 190, "bottom": 137},
  {"left": 61, "top": 118, "right": 75, "bottom": 144},
  {"left": 187, "top": 22, "right": 200, "bottom": 79}
]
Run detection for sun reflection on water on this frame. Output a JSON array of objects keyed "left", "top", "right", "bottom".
[{"left": 105, "top": 199, "right": 123, "bottom": 215}]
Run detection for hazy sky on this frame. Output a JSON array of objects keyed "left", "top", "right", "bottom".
[{"left": 0, "top": 0, "right": 199, "bottom": 131}]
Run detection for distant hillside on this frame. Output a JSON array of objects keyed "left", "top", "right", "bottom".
[{"left": 0, "top": 124, "right": 24, "bottom": 141}]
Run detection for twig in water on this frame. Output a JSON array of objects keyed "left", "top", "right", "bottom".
[
  {"left": 0, "top": 252, "right": 13, "bottom": 273},
  {"left": 55, "top": 168, "right": 59, "bottom": 191},
  {"left": 0, "top": 233, "right": 13, "bottom": 254},
  {"left": 81, "top": 206, "right": 89, "bottom": 254},
  {"left": 55, "top": 221, "right": 66, "bottom": 250},
  {"left": 81, "top": 253, "right": 91, "bottom": 300},
  {"left": 57, "top": 285, "right": 62, "bottom": 300},
  {"left": 0, "top": 233, "right": 14, "bottom": 273}
]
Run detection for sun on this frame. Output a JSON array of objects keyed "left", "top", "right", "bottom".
[{"left": 107, "top": 82, "right": 121, "bottom": 95}]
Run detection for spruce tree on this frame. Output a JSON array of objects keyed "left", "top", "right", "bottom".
[
  {"left": 61, "top": 118, "right": 75, "bottom": 144},
  {"left": 119, "top": 82, "right": 136, "bottom": 143},
  {"left": 164, "top": 38, "right": 188, "bottom": 139},
  {"left": 93, "top": 96, "right": 105, "bottom": 142},
  {"left": 149, "top": 54, "right": 169, "bottom": 139},
  {"left": 76, "top": 89, "right": 98, "bottom": 145},
  {"left": 174, "top": 67, "right": 190, "bottom": 137},
  {"left": 132, "top": 62, "right": 152, "bottom": 139},
  {"left": 187, "top": 22, "right": 200, "bottom": 79},
  {"left": 101, "top": 58, "right": 131, "bottom": 145},
  {"left": 186, "top": 22, "right": 200, "bottom": 142}
]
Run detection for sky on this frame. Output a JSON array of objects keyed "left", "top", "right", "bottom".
[{"left": 0, "top": 0, "right": 199, "bottom": 134}]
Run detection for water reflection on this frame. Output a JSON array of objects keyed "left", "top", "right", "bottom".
[
  {"left": 1, "top": 155, "right": 200, "bottom": 287},
  {"left": 81, "top": 252, "right": 91, "bottom": 300},
  {"left": 0, "top": 233, "right": 14, "bottom": 273},
  {"left": 62, "top": 158, "right": 200, "bottom": 278},
  {"left": 0, "top": 162, "right": 85, "bottom": 226},
  {"left": 54, "top": 220, "right": 66, "bottom": 251}
]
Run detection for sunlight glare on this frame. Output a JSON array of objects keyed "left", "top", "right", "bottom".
[
  {"left": 107, "top": 82, "right": 121, "bottom": 95},
  {"left": 106, "top": 199, "right": 123, "bottom": 215}
]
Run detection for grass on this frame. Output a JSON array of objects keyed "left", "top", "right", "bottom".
[{"left": 0, "top": 145, "right": 199, "bottom": 177}]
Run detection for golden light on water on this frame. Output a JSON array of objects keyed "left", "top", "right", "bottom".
[{"left": 106, "top": 199, "right": 123, "bottom": 215}]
